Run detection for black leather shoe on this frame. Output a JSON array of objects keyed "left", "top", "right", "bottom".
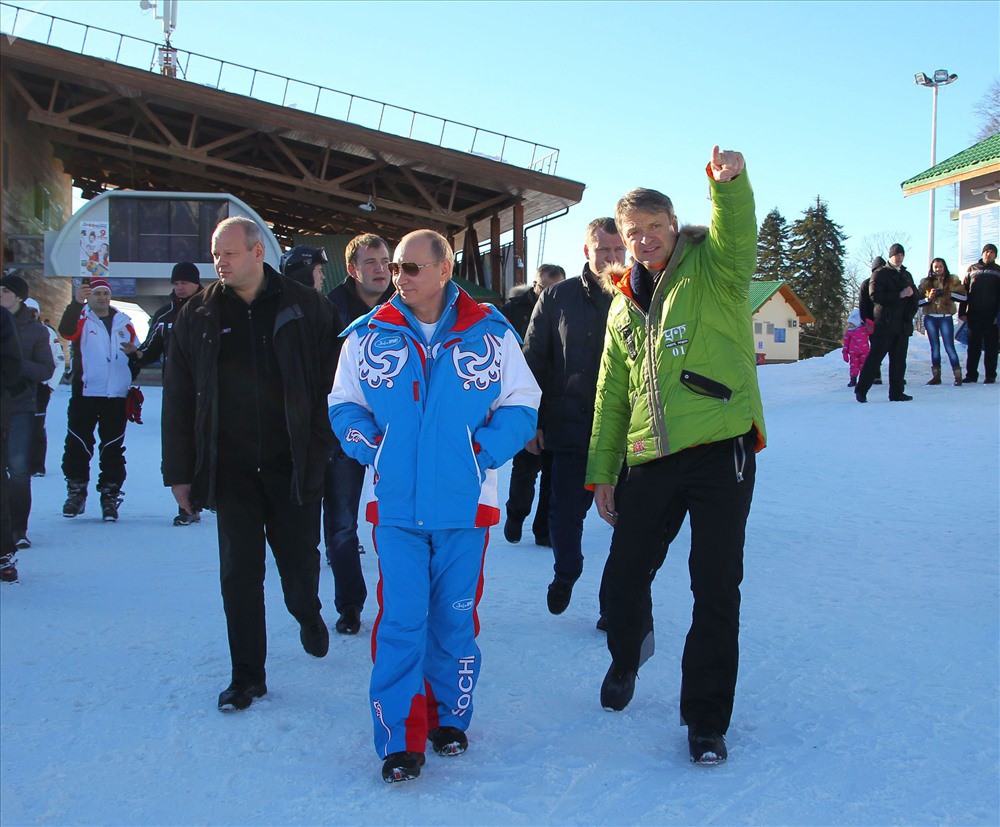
[
  {"left": 335, "top": 608, "right": 361, "bottom": 635},
  {"left": 300, "top": 617, "right": 329, "bottom": 657},
  {"left": 534, "top": 534, "right": 552, "bottom": 547},
  {"left": 889, "top": 393, "right": 913, "bottom": 401},
  {"left": 855, "top": 390, "right": 867, "bottom": 403},
  {"left": 546, "top": 580, "right": 573, "bottom": 615},
  {"left": 503, "top": 519, "right": 523, "bottom": 543},
  {"left": 218, "top": 681, "right": 267, "bottom": 711},
  {"left": 600, "top": 662, "right": 636, "bottom": 711},
  {"left": 428, "top": 726, "right": 468, "bottom": 756},
  {"left": 382, "top": 751, "right": 425, "bottom": 783},
  {"left": 688, "top": 726, "right": 728, "bottom": 765}
]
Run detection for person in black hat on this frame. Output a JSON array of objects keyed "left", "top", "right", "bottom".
[
  {"left": 958, "top": 243, "right": 1000, "bottom": 383},
  {"left": 280, "top": 245, "right": 328, "bottom": 292},
  {"left": 855, "top": 243, "right": 919, "bottom": 402},
  {"left": 122, "top": 262, "right": 204, "bottom": 525}
]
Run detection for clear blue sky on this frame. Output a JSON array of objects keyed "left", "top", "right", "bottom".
[{"left": 8, "top": 0, "right": 998, "bottom": 280}]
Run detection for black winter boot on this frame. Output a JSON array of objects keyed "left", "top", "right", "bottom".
[
  {"left": 98, "top": 483, "right": 123, "bottom": 522},
  {"left": 63, "top": 480, "right": 88, "bottom": 518}
]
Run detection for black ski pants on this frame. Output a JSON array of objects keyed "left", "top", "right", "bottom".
[
  {"left": 505, "top": 447, "right": 552, "bottom": 541},
  {"left": 215, "top": 465, "right": 323, "bottom": 687},
  {"left": 856, "top": 326, "right": 909, "bottom": 399},
  {"left": 61, "top": 395, "right": 127, "bottom": 486},
  {"left": 965, "top": 316, "right": 999, "bottom": 381},
  {"left": 603, "top": 429, "right": 756, "bottom": 735}
]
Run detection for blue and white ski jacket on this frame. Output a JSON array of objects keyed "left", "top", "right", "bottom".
[{"left": 329, "top": 282, "right": 540, "bottom": 530}]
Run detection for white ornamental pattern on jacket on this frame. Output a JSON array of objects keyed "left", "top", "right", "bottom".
[
  {"left": 453, "top": 333, "right": 502, "bottom": 391},
  {"left": 359, "top": 332, "right": 408, "bottom": 389}
]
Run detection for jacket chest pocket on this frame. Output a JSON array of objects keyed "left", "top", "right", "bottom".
[{"left": 680, "top": 370, "right": 732, "bottom": 402}]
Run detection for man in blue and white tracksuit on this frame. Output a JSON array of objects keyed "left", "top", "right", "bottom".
[{"left": 329, "top": 229, "right": 539, "bottom": 783}]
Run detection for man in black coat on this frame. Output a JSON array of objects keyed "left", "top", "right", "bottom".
[
  {"left": 162, "top": 217, "right": 338, "bottom": 712},
  {"left": 522, "top": 218, "right": 626, "bottom": 614},
  {"left": 855, "top": 243, "right": 919, "bottom": 403},
  {"left": 858, "top": 257, "right": 884, "bottom": 384},
  {"left": 501, "top": 264, "right": 565, "bottom": 548},
  {"left": 319, "top": 233, "right": 395, "bottom": 636},
  {"left": 959, "top": 243, "right": 1000, "bottom": 383}
]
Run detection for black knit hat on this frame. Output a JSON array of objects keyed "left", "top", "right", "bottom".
[
  {"left": 280, "top": 245, "right": 328, "bottom": 287},
  {"left": 0, "top": 273, "right": 29, "bottom": 301},
  {"left": 888, "top": 243, "right": 905, "bottom": 257},
  {"left": 983, "top": 243, "right": 998, "bottom": 256},
  {"left": 171, "top": 261, "right": 201, "bottom": 285}
]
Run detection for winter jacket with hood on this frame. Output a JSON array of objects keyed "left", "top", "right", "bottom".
[
  {"left": 842, "top": 308, "right": 870, "bottom": 372},
  {"left": 328, "top": 281, "right": 540, "bottom": 530},
  {"left": 8, "top": 305, "right": 55, "bottom": 414},
  {"left": 58, "top": 301, "right": 139, "bottom": 398},
  {"left": 133, "top": 290, "right": 203, "bottom": 369},
  {"left": 917, "top": 270, "right": 966, "bottom": 316},
  {"left": 586, "top": 169, "right": 765, "bottom": 487},
  {"left": 522, "top": 264, "right": 613, "bottom": 453},
  {"left": 161, "top": 264, "right": 338, "bottom": 510}
]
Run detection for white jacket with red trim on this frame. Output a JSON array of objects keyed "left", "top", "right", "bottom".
[{"left": 62, "top": 304, "right": 138, "bottom": 398}]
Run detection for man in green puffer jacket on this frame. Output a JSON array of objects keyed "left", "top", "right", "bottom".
[{"left": 587, "top": 146, "right": 766, "bottom": 766}]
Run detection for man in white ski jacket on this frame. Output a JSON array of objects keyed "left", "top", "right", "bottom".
[{"left": 57, "top": 276, "right": 139, "bottom": 521}]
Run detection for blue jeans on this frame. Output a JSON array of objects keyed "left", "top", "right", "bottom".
[
  {"left": 923, "top": 315, "right": 960, "bottom": 369},
  {"left": 322, "top": 443, "right": 368, "bottom": 614},
  {"left": 7, "top": 412, "right": 33, "bottom": 534}
]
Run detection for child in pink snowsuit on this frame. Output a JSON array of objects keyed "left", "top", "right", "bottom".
[{"left": 843, "top": 308, "right": 870, "bottom": 388}]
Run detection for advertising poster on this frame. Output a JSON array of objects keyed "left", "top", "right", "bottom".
[{"left": 79, "top": 221, "right": 110, "bottom": 279}]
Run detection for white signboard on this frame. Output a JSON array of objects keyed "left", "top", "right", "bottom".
[{"left": 959, "top": 204, "right": 1000, "bottom": 272}]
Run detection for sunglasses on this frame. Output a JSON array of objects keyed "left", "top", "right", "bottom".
[{"left": 388, "top": 259, "right": 443, "bottom": 277}]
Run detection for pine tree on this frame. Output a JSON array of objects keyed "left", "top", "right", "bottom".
[
  {"left": 755, "top": 208, "right": 792, "bottom": 281},
  {"left": 788, "top": 197, "right": 849, "bottom": 359}
]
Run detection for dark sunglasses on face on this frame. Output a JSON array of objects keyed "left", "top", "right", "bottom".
[{"left": 388, "top": 259, "right": 443, "bottom": 277}]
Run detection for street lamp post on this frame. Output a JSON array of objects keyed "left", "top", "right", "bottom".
[{"left": 914, "top": 70, "right": 958, "bottom": 270}]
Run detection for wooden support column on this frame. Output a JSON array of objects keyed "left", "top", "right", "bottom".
[
  {"left": 512, "top": 202, "right": 525, "bottom": 286},
  {"left": 490, "top": 213, "right": 502, "bottom": 296}
]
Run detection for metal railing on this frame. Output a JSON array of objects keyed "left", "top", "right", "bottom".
[{"left": 0, "top": 2, "right": 560, "bottom": 175}]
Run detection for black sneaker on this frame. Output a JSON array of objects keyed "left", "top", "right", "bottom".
[
  {"left": 63, "top": 480, "right": 87, "bottom": 518},
  {"left": 335, "top": 608, "right": 361, "bottom": 635},
  {"left": 300, "top": 617, "right": 329, "bottom": 657},
  {"left": 428, "top": 726, "right": 468, "bottom": 756},
  {"left": 173, "top": 508, "right": 201, "bottom": 526},
  {"left": 889, "top": 393, "right": 913, "bottom": 401},
  {"left": 985, "top": 376, "right": 996, "bottom": 384},
  {"left": 381, "top": 751, "right": 425, "bottom": 783},
  {"left": 534, "top": 534, "right": 552, "bottom": 547},
  {"left": 14, "top": 534, "right": 31, "bottom": 550},
  {"left": 503, "top": 519, "right": 523, "bottom": 543},
  {"left": 600, "top": 662, "right": 636, "bottom": 711},
  {"left": 546, "top": 580, "right": 573, "bottom": 615},
  {"left": 963, "top": 375, "right": 978, "bottom": 383},
  {"left": 688, "top": 727, "right": 728, "bottom": 765},
  {"left": 854, "top": 390, "right": 867, "bottom": 403},
  {"left": 218, "top": 681, "right": 267, "bottom": 711}
]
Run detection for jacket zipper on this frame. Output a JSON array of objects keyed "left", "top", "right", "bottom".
[{"left": 733, "top": 433, "right": 746, "bottom": 483}]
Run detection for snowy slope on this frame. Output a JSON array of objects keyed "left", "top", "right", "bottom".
[{"left": 2, "top": 345, "right": 998, "bottom": 826}]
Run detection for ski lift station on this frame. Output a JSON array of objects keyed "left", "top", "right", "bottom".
[{"left": 45, "top": 191, "right": 282, "bottom": 315}]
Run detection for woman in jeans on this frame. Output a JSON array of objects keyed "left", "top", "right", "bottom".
[{"left": 917, "top": 258, "right": 967, "bottom": 386}]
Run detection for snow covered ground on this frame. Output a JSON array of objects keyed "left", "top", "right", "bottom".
[{"left": 2, "top": 344, "right": 998, "bottom": 826}]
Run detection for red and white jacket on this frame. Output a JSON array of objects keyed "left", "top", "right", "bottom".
[{"left": 63, "top": 305, "right": 138, "bottom": 398}]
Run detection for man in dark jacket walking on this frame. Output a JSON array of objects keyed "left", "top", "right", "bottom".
[
  {"left": 501, "top": 264, "right": 565, "bottom": 547},
  {"left": 1, "top": 274, "right": 56, "bottom": 549},
  {"left": 162, "top": 217, "right": 338, "bottom": 712},
  {"left": 123, "top": 261, "right": 203, "bottom": 525},
  {"left": 855, "top": 244, "right": 918, "bottom": 402},
  {"left": 319, "top": 233, "right": 395, "bottom": 636},
  {"left": 959, "top": 243, "right": 1000, "bottom": 383},
  {"left": 522, "top": 219, "right": 625, "bottom": 614}
]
